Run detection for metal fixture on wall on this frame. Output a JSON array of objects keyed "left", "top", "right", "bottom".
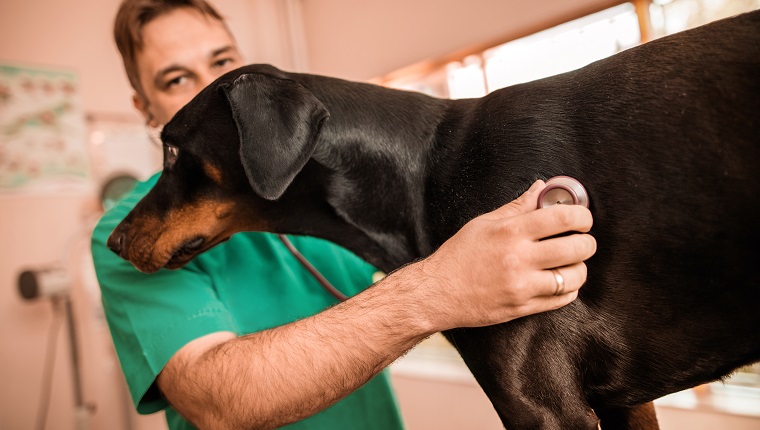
[{"left": 18, "top": 267, "right": 93, "bottom": 430}]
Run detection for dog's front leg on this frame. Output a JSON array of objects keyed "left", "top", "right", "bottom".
[{"left": 444, "top": 321, "right": 601, "bottom": 430}]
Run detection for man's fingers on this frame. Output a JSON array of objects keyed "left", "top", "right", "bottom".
[
  {"left": 532, "top": 262, "right": 588, "bottom": 298},
  {"left": 511, "top": 285, "right": 580, "bottom": 319},
  {"left": 514, "top": 203, "right": 593, "bottom": 240},
  {"left": 548, "top": 263, "right": 586, "bottom": 297},
  {"left": 532, "top": 233, "right": 597, "bottom": 269},
  {"left": 535, "top": 288, "right": 580, "bottom": 312}
]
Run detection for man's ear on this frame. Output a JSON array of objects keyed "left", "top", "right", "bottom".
[
  {"left": 132, "top": 93, "right": 158, "bottom": 127},
  {"left": 221, "top": 72, "right": 329, "bottom": 200}
]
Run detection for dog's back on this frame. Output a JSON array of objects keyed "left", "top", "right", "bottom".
[{"left": 434, "top": 10, "right": 760, "bottom": 427}]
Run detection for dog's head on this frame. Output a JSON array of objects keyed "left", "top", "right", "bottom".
[{"left": 107, "top": 64, "right": 329, "bottom": 273}]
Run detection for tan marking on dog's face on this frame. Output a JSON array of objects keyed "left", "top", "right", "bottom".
[
  {"left": 202, "top": 161, "right": 224, "bottom": 185},
  {"left": 122, "top": 196, "right": 268, "bottom": 273}
]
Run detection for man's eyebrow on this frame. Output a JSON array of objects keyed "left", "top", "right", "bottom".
[{"left": 210, "top": 45, "right": 237, "bottom": 58}]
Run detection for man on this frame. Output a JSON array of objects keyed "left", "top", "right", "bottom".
[{"left": 91, "top": 1, "right": 597, "bottom": 429}]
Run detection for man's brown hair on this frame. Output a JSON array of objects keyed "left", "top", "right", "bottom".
[{"left": 113, "top": 0, "right": 227, "bottom": 98}]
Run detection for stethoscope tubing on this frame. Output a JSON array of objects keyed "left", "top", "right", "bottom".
[{"left": 277, "top": 234, "right": 349, "bottom": 302}]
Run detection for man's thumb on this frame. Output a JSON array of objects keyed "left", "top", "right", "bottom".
[{"left": 488, "top": 180, "right": 546, "bottom": 218}]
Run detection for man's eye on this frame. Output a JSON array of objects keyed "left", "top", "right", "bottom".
[
  {"left": 213, "top": 58, "right": 237, "bottom": 70},
  {"left": 165, "top": 75, "right": 187, "bottom": 89}
]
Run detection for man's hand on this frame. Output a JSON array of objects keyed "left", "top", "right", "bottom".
[{"left": 410, "top": 179, "right": 596, "bottom": 331}]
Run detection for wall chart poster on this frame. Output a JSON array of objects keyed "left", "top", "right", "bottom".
[{"left": 0, "top": 63, "right": 90, "bottom": 193}]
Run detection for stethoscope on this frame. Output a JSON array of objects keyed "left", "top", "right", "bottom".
[
  {"left": 281, "top": 176, "right": 589, "bottom": 303},
  {"left": 277, "top": 234, "right": 350, "bottom": 302},
  {"left": 537, "top": 176, "right": 590, "bottom": 209}
]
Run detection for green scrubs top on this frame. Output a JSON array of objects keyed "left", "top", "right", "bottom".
[{"left": 91, "top": 173, "right": 404, "bottom": 430}]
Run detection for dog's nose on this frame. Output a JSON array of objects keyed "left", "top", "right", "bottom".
[{"left": 107, "top": 231, "right": 124, "bottom": 256}]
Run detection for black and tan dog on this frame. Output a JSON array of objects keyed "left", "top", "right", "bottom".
[{"left": 108, "top": 11, "right": 760, "bottom": 430}]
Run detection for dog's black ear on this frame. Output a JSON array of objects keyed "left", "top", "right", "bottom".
[{"left": 221, "top": 72, "right": 328, "bottom": 200}]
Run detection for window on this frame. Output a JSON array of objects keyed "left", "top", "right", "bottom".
[
  {"left": 383, "top": 3, "right": 642, "bottom": 98},
  {"left": 380, "top": 0, "right": 760, "bottom": 99},
  {"left": 650, "top": 0, "right": 760, "bottom": 38},
  {"left": 482, "top": 3, "right": 640, "bottom": 95}
]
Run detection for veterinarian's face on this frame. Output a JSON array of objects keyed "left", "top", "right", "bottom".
[{"left": 133, "top": 7, "right": 243, "bottom": 126}]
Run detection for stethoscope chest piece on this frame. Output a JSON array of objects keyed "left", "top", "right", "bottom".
[{"left": 537, "top": 176, "right": 589, "bottom": 209}]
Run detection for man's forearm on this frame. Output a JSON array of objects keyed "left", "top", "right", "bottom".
[{"left": 161, "top": 263, "right": 436, "bottom": 430}]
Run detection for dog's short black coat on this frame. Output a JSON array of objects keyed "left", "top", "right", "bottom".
[{"left": 109, "top": 11, "right": 760, "bottom": 430}]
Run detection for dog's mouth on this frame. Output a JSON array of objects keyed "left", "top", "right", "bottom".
[
  {"left": 166, "top": 236, "right": 205, "bottom": 266},
  {"left": 164, "top": 235, "right": 229, "bottom": 270}
]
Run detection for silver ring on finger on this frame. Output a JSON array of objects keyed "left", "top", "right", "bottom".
[{"left": 550, "top": 268, "right": 565, "bottom": 296}]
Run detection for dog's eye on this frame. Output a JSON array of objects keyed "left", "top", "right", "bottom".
[{"left": 165, "top": 145, "right": 179, "bottom": 167}]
